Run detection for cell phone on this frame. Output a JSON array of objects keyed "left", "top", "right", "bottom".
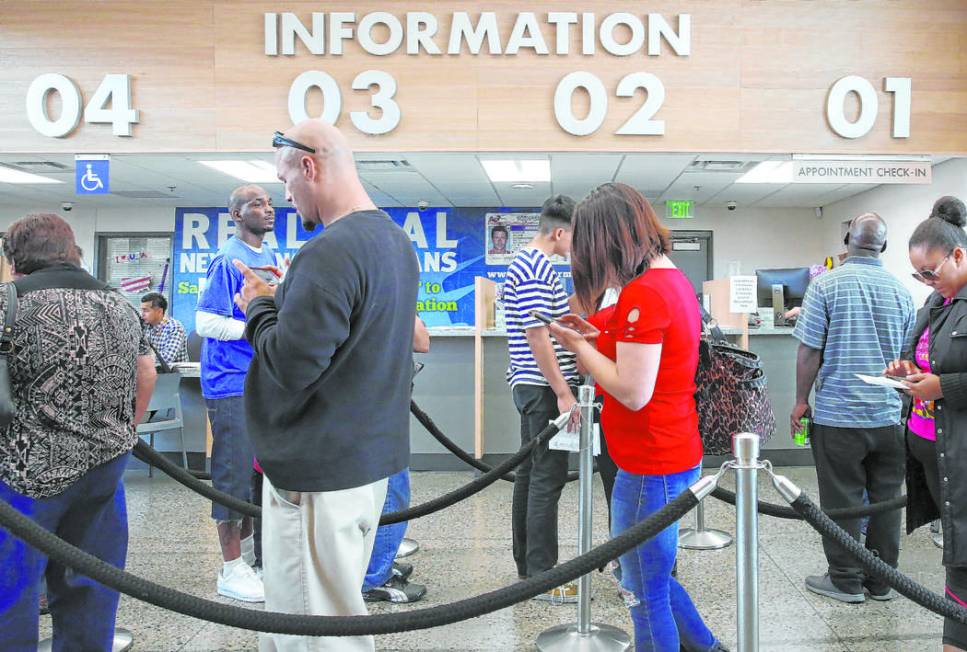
[
  {"left": 530, "top": 310, "right": 555, "bottom": 325},
  {"left": 251, "top": 265, "right": 281, "bottom": 285}
]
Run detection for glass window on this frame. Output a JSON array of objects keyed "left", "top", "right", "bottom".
[{"left": 97, "top": 235, "right": 172, "bottom": 307}]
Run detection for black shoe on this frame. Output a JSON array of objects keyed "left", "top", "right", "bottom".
[
  {"left": 363, "top": 576, "right": 427, "bottom": 603},
  {"left": 392, "top": 561, "right": 413, "bottom": 581}
]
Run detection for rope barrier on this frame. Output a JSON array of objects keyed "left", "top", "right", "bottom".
[
  {"left": 0, "top": 482, "right": 698, "bottom": 636},
  {"left": 710, "top": 486, "right": 907, "bottom": 521},
  {"left": 790, "top": 490, "right": 967, "bottom": 625},
  {"left": 409, "top": 400, "right": 595, "bottom": 483},
  {"left": 133, "top": 414, "right": 563, "bottom": 526}
]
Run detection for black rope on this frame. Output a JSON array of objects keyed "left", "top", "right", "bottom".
[
  {"left": 710, "top": 486, "right": 907, "bottom": 521},
  {"left": 791, "top": 490, "right": 967, "bottom": 624},
  {"left": 133, "top": 415, "right": 562, "bottom": 526},
  {"left": 132, "top": 439, "right": 262, "bottom": 518},
  {"left": 409, "top": 400, "right": 594, "bottom": 483},
  {"left": 132, "top": 442, "right": 259, "bottom": 518},
  {"left": 0, "top": 482, "right": 698, "bottom": 636}
]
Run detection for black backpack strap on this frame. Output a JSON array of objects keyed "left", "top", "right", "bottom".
[{"left": 0, "top": 284, "right": 17, "bottom": 355}]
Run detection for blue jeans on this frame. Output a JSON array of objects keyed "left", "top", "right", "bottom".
[
  {"left": 0, "top": 452, "right": 130, "bottom": 652},
  {"left": 363, "top": 468, "right": 410, "bottom": 591},
  {"left": 206, "top": 396, "right": 256, "bottom": 521},
  {"left": 612, "top": 466, "right": 719, "bottom": 652}
]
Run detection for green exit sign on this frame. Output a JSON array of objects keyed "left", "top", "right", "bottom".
[{"left": 666, "top": 200, "right": 694, "bottom": 219}]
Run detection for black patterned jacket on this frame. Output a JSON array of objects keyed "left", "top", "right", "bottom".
[{"left": 0, "top": 264, "right": 148, "bottom": 498}]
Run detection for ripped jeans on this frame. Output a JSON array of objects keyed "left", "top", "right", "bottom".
[{"left": 611, "top": 466, "right": 720, "bottom": 652}]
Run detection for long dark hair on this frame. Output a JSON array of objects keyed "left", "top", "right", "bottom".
[{"left": 571, "top": 183, "right": 670, "bottom": 313}]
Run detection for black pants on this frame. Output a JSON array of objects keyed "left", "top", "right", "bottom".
[
  {"left": 511, "top": 384, "right": 574, "bottom": 578},
  {"left": 908, "top": 431, "right": 967, "bottom": 649},
  {"left": 811, "top": 423, "right": 905, "bottom": 594},
  {"left": 595, "top": 399, "right": 618, "bottom": 529}
]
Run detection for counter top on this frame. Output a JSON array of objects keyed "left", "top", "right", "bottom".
[{"left": 719, "top": 326, "right": 797, "bottom": 336}]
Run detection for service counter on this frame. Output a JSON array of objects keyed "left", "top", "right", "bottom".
[{"left": 144, "top": 324, "right": 810, "bottom": 472}]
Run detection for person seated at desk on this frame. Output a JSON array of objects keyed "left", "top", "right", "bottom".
[{"left": 141, "top": 292, "right": 188, "bottom": 366}]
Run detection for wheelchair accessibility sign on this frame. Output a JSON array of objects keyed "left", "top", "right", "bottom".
[{"left": 75, "top": 155, "right": 109, "bottom": 195}]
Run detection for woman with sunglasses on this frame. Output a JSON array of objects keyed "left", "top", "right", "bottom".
[
  {"left": 549, "top": 183, "right": 726, "bottom": 652},
  {"left": 886, "top": 196, "right": 967, "bottom": 652}
]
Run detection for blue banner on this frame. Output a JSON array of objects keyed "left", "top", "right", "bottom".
[{"left": 172, "top": 206, "right": 567, "bottom": 333}]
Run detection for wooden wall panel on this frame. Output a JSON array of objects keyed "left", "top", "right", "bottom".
[{"left": 0, "top": 0, "right": 964, "bottom": 153}]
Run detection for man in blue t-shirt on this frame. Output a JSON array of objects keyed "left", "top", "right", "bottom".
[{"left": 195, "top": 184, "right": 278, "bottom": 603}]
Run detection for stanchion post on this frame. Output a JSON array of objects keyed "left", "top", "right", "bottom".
[
  {"left": 39, "top": 628, "right": 133, "bottom": 652},
  {"left": 397, "top": 537, "right": 420, "bottom": 558},
  {"left": 678, "top": 497, "right": 733, "bottom": 550},
  {"left": 536, "top": 381, "right": 630, "bottom": 651},
  {"left": 733, "top": 433, "right": 760, "bottom": 652}
]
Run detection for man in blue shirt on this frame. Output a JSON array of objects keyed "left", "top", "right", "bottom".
[
  {"left": 792, "top": 212, "right": 914, "bottom": 604},
  {"left": 196, "top": 184, "right": 278, "bottom": 603}
]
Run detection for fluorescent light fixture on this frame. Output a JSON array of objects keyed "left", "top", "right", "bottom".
[
  {"left": 735, "top": 160, "right": 794, "bottom": 184},
  {"left": 198, "top": 160, "right": 279, "bottom": 183},
  {"left": 511, "top": 183, "right": 534, "bottom": 190},
  {"left": 0, "top": 165, "right": 62, "bottom": 184},
  {"left": 481, "top": 159, "right": 550, "bottom": 183},
  {"left": 793, "top": 154, "right": 931, "bottom": 162}
]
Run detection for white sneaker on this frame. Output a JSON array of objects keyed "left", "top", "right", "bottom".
[{"left": 217, "top": 562, "right": 264, "bottom": 602}]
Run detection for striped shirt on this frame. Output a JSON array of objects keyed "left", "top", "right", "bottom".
[
  {"left": 503, "top": 247, "right": 578, "bottom": 387},
  {"left": 792, "top": 257, "right": 915, "bottom": 428}
]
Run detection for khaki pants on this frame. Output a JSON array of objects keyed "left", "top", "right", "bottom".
[{"left": 259, "top": 475, "right": 389, "bottom": 652}]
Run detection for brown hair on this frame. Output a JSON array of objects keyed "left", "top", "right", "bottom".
[
  {"left": 571, "top": 183, "right": 670, "bottom": 313},
  {"left": 3, "top": 213, "right": 82, "bottom": 275}
]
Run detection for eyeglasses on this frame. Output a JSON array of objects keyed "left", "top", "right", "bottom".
[
  {"left": 912, "top": 253, "right": 952, "bottom": 283},
  {"left": 272, "top": 131, "right": 316, "bottom": 154}
]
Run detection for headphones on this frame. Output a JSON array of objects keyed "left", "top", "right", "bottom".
[{"left": 844, "top": 217, "right": 887, "bottom": 253}]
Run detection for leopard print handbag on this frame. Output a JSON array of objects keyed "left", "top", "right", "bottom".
[{"left": 695, "top": 310, "right": 776, "bottom": 456}]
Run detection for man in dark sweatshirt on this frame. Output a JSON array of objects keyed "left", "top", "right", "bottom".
[{"left": 233, "top": 119, "right": 419, "bottom": 652}]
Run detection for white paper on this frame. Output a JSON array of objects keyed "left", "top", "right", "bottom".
[
  {"left": 549, "top": 422, "right": 601, "bottom": 455},
  {"left": 855, "top": 374, "right": 907, "bottom": 389},
  {"left": 729, "top": 276, "right": 758, "bottom": 313}
]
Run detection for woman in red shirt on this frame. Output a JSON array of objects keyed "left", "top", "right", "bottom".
[{"left": 550, "top": 183, "right": 725, "bottom": 652}]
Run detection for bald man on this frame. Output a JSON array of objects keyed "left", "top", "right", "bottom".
[
  {"left": 791, "top": 211, "right": 914, "bottom": 604},
  {"left": 234, "top": 121, "right": 419, "bottom": 652},
  {"left": 195, "top": 184, "right": 277, "bottom": 603}
]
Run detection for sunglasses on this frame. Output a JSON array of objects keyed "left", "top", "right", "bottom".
[
  {"left": 272, "top": 131, "right": 316, "bottom": 154},
  {"left": 912, "top": 253, "right": 952, "bottom": 284}
]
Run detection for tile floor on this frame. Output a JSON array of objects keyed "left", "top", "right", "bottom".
[{"left": 38, "top": 465, "right": 948, "bottom": 651}]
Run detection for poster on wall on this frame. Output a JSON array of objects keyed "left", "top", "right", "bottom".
[
  {"left": 173, "top": 206, "right": 567, "bottom": 333},
  {"left": 485, "top": 212, "right": 569, "bottom": 266}
]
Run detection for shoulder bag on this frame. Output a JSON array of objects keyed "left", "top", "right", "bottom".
[
  {"left": 694, "top": 308, "right": 776, "bottom": 455},
  {"left": 0, "top": 283, "right": 19, "bottom": 426}
]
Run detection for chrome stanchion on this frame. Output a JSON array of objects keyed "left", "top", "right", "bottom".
[
  {"left": 733, "top": 433, "right": 760, "bottom": 652},
  {"left": 39, "top": 629, "right": 133, "bottom": 652},
  {"left": 678, "top": 497, "right": 733, "bottom": 550},
  {"left": 537, "top": 383, "right": 631, "bottom": 652},
  {"left": 397, "top": 537, "right": 420, "bottom": 558}
]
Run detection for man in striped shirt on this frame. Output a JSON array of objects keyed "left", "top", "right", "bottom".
[
  {"left": 502, "top": 195, "right": 580, "bottom": 603},
  {"left": 792, "top": 212, "right": 915, "bottom": 604}
]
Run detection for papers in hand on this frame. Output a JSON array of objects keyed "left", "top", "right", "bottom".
[{"left": 855, "top": 374, "right": 907, "bottom": 390}]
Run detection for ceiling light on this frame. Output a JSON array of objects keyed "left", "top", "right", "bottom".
[
  {"left": 0, "top": 165, "right": 62, "bottom": 184},
  {"left": 198, "top": 160, "right": 279, "bottom": 183},
  {"left": 511, "top": 183, "right": 534, "bottom": 190},
  {"left": 481, "top": 160, "right": 550, "bottom": 183},
  {"left": 735, "top": 161, "right": 794, "bottom": 184}
]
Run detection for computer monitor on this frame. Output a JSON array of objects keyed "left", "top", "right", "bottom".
[{"left": 756, "top": 267, "right": 811, "bottom": 325}]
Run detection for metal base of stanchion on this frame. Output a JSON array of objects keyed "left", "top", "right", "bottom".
[
  {"left": 678, "top": 526, "right": 734, "bottom": 550},
  {"left": 39, "top": 628, "right": 133, "bottom": 652},
  {"left": 536, "top": 623, "right": 631, "bottom": 651},
  {"left": 396, "top": 537, "right": 420, "bottom": 558}
]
